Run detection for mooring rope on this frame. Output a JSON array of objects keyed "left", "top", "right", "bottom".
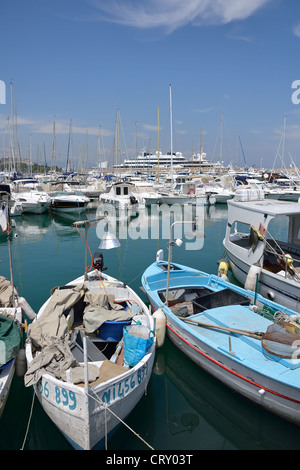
[
  {"left": 87, "top": 381, "right": 154, "bottom": 450},
  {"left": 20, "top": 390, "right": 36, "bottom": 450}
]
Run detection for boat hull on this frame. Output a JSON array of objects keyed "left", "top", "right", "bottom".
[
  {"left": 50, "top": 201, "right": 87, "bottom": 213},
  {"left": 161, "top": 313, "right": 300, "bottom": 425},
  {"left": 18, "top": 201, "right": 50, "bottom": 214},
  {"left": 142, "top": 261, "right": 300, "bottom": 426},
  {"left": 0, "top": 359, "right": 16, "bottom": 418},
  {"left": 32, "top": 349, "right": 154, "bottom": 450}
]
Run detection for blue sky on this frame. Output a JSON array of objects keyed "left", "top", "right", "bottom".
[{"left": 1, "top": 0, "right": 300, "bottom": 170}]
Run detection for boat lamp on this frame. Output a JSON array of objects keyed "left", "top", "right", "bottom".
[{"left": 98, "top": 231, "right": 121, "bottom": 250}]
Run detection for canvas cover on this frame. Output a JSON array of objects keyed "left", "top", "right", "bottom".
[
  {"left": 83, "top": 290, "right": 135, "bottom": 333},
  {"left": 24, "top": 339, "right": 99, "bottom": 386},
  {"left": 0, "top": 314, "right": 21, "bottom": 366},
  {"left": 27, "top": 284, "right": 85, "bottom": 350},
  {"left": 25, "top": 284, "right": 92, "bottom": 386},
  {"left": 25, "top": 282, "right": 135, "bottom": 386},
  {"left": 0, "top": 276, "right": 18, "bottom": 307}
]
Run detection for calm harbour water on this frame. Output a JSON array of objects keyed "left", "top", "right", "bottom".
[{"left": 0, "top": 202, "right": 300, "bottom": 451}]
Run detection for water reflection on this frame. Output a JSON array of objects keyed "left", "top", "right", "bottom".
[
  {"left": 1, "top": 201, "right": 299, "bottom": 450},
  {"left": 153, "top": 338, "right": 300, "bottom": 450}
]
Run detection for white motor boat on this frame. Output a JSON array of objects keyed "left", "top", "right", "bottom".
[
  {"left": 50, "top": 191, "right": 90, "bottom": 213},
  {"left": 11, "top": 178, "right": 51, "bottom": 214},
  {"left": 99, "top": 182, "right": 139, "bottom": 210}
]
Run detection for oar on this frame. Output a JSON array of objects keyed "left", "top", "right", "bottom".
[{"left": 178, "top": 316, "right": 263, "bottom": 340}]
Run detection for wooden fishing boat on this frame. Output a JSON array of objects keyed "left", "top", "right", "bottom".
[
  {"left": 223, "top": 192, "right": 300, "bottom": 313},
  {"left": 25, "top": 252, "right": 156, "bottom": 450},
  {"left": 0, "top": 188, "right": 24, "bottom": 418},
  {"left": 0, "top": 285, "right": 23, "bottom": 418},
  {"left": 142, "top": 255, "right": 300, "bottom": 426}
]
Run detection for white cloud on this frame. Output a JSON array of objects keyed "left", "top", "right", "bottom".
[
  {"left": 293, "top": 22, "right": 300, "bottom": 38},
  {"left": 273, "top": 124, "right": 300, "bottom": 141},
  {"left": 87, "top": 0, "right": 273, "bottom": 32},
  {"left": 0, "top": 114, "right": 112, "bottom": 137},
  {"left": 143, "top": 123, "right": 159, "bottom": 132},
  {"left": 192, "top": 107, "right": 214, "bottom": 113}
]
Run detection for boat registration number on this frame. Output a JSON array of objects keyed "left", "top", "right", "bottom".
[
  {"left": 101, "top": 363, "right": 148, "bottom": 406},
  {"left": 38, "top": 380, "right": 78, "bottom": 410},
  {"left": 37, "top": 363, "right": 148, "bottom": 410}
]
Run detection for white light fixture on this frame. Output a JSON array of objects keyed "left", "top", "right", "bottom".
[
  {"left": 98, "top": 231, "right": 120, "bottom": 250},
  {"left": 174, "top": 238, "right": 183, "bottom": 247}
]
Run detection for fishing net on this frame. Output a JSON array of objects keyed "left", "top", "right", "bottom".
[{"left": 261, "top": 321, "right": 300, "bottom": 358}]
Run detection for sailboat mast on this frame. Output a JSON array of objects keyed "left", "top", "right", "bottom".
[
  {"left": 97, "top": 125, "right": 102, "bottom": 172},
  {"left": 86, "top": 129, "right": 89, "bottom": 172},
  {"left": 117, "top": 107, "right": 121, "bottom": 179},
  {"left": 220, "top": 112, "right": 223, "bottom": 165},
  {"left": 157, "top": 106, "right": 160, "bottom": 183},
  {"left": 51, "top": 116, "right": 56, "bottom": 173},
  {"left": 169, "top": 84, "right": 173, "bottom": 177},
  {"left": 199, "top": 128, "right": 202, "bottom": 174},
  {"left": 282, "top": 115, "right": 287, "bottom": 163}
]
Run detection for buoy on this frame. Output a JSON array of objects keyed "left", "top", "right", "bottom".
[
  {"left": 153, "top": 308, "right": 166, "bottom": 348},
  {"left": 283, "top": 253, "right": 293, "bottom": 267},
  {"left": 244, "top": 264, "right": 262, "bottom": 291},
  {"left": 218, "top": 260, "right": 229, "bottom": 281},
  {"left": 18, "top": 297, "right": 37, "bottom": 320},
  {"left": 218, "top": 260, "right": 229, "bottom": 277},
  {"left": 15, "top": 348, "right": 27, "bottom": 378}
]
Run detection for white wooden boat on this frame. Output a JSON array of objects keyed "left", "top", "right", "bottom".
[
  {"left": 0, "top": 292, "right": 23, "bottom": 418},
  {"left": 223, "top": 190, "right": 300, "bottom": 313},
  {"left": 24, "top": 255, "right": 156, "bottom": 450},
  {"left": 0, "top": 188, "right": 25, "bottom": 417}
]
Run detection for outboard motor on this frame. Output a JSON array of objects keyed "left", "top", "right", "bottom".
[{"left": 93, "top": 252, "right": 107, "bottom": 271}]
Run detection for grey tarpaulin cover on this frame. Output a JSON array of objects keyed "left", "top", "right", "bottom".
[
  {"left": 25, "top": 283, "right": 137, "bottom": 386},
  {"left": 0, "top": 275, "right": 18, "bottom": 307},
  {"left": 27, "top": 284, "right": 85, "bottom": 350},
  {"left": 82, "top": 290, "right": 135, "bottom": 333},
  {"left": 24, "top": 339, "right": 99, "bottom": 386},
  {"left": 25, "top": 284, "right": 99, "bottom": 386}
]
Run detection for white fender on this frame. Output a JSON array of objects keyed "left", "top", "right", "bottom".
[
  {"left": 15, "top": 348, "right": 27, "bottom": 378},
  {"left": 153, "top": 307, "right": 166, "bottom": 348},
  {"left": 244, "top": 264, "right": 262, "bottom": 291},
  {"left": 18, "top": 297, "right": 37, "bottom": 320}
]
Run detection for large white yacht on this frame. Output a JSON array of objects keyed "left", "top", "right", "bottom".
[{"left": 114, "top": 150, "right": 223, "bottom": 172}]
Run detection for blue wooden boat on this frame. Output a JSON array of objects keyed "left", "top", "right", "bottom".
[{"left": 142, "top": 256, "right": 300, "bottom": 426}]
